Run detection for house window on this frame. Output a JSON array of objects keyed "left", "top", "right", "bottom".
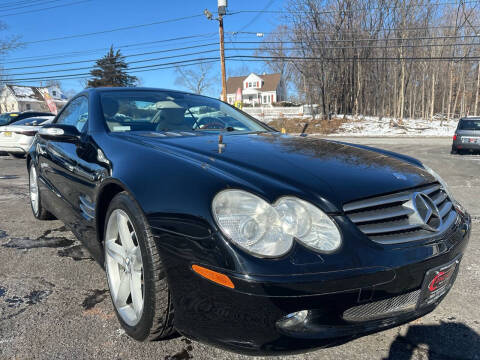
[
  {"left": 248, "top": 82, "right": 252, "bottom": 88},
  {"left": 263, "top": 95, "right": 267, "bottom": 103},
  {"left": 26, "top": 104, "right": 31, "bottom": 110},
  {"left": 52, "top": 90, "right": 57, "bottom": 96}
]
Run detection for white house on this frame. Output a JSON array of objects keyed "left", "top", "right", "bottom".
[
  {"left": 226, "top": 73, "right": 286, "bottom": 106},
  {"left": 0, "top": 84, "right": 68, "bottom": 114}
]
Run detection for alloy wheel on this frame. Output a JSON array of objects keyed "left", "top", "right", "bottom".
[{"left": 105, "top": 209, "right": 144, "bottom": 326}]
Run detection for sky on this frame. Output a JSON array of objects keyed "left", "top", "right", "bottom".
[{"left": 0, "top": 0, "right": 286, "bottom": 97}]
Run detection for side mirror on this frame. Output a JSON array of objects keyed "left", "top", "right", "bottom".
[{"left": 38, "top": 124, "right": 81, "bottom": 142}]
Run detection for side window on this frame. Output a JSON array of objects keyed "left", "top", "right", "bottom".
[{"left": 56, "top": 96, "right": 88, "bottom": 132}]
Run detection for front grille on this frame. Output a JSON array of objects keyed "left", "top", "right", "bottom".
[
  {"left": 344, "top": 183, "right": 457, "bottom": 244},
  {"left": 343, "top": 289, "right": 421, "bottom": 322}
]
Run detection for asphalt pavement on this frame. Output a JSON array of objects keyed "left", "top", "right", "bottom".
[{"left": 0, "top": 137, "right": 479, "bottom": 360}]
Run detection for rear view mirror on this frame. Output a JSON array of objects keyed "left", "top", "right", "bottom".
[{"left": 38, "top": 124, "right": 80, "bottom": 142}]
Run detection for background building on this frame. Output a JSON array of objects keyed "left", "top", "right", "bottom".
[
  {"left": 0, "top": 84, "right": 68, "bottom": 114},
  {"left": 226, "top": 73, "right": 286, "bottom": 106}
]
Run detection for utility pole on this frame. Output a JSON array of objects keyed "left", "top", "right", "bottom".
[
  {"left": 219, "top": 15, "right": 227, "bottom": 102},
  {"left": 204, "top": 0, "right": 228, "bottom": 101}
]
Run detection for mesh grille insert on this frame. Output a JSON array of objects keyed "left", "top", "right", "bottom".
[{"left": 343, "top": 290, "right": 421, "bottom": 322}]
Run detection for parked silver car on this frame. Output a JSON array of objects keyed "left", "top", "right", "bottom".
[
  {"left": 451, "top": 117, "right": 480, "bottom": 154},
  {"left": 0, "top": 116, "right": 54, "bottom": 158}
]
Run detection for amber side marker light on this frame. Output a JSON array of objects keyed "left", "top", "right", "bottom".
[{"left": 192, "top": 265, "right": 235, "bottom": 289}]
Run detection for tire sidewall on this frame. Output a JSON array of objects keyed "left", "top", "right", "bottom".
[{"left": 104, "top": 192, "right": 160, "bottom": 341}]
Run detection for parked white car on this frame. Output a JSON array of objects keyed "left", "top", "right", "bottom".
[{"left": 0, "top": 116, "right": 54, "bottom": 158}]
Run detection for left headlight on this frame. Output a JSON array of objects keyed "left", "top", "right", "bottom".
[
  {"left": 422, "top": 164, "right": 455, "bottom": 200},
  {"left": 212, "top": 189, "right": 342, "bottom": 258}
]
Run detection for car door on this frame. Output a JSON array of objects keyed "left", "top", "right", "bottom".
[
  {"left": 39, "top": 96, "right": 88, "bottom": 211},
  {"left": 37, "top": 95, "right": 106, "bottom": 260}
]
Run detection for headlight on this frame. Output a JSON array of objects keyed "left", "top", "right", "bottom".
[
  {"left": 422, "top": 164, "right": 454, "bottom": 200},
  {"left": 212, "top": 190, "right": 342, "bottom": 257}
]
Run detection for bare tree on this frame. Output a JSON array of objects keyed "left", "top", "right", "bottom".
[
  {"left": 0, "top": 21, "right": 22, "bottom": 83},
  {"left": 261, "top": 0, "right": 480, "bottom": 120},
  {"left": 174, "top": 62, "right": 217, "bottom": 95}
]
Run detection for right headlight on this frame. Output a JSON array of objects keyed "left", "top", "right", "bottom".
[{"left": 212, "top": 189, "right": 342, "bottom": 258}]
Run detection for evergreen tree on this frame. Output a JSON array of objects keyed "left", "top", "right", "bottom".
[{"left": 87, "top": 46, "right": 137, "bottom": 88}]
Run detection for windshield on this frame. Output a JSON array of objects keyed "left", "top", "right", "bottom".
[
  {"left": 11, "top": 117, "right": 52, "bottom": 126},
  {"left": 0, "top": 113, "right": 17, "bottom": 126},
  {"left": 459, "top": 119, "right": 480, "bottom": 130},
  {"left": 100, "top": 91, "right": 269, "bottom": 134}
]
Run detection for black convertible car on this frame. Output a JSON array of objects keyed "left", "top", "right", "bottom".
[{"left": 27, "top": 88, "right": 471, "bottom": 354}]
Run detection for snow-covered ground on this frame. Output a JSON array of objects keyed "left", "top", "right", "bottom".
[{"left": 326, "top": 116, "right": 458, "bottom": 137}]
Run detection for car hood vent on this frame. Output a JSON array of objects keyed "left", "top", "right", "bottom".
[{"left": 343, "top": 183, "right": 458, "bottom": 244}]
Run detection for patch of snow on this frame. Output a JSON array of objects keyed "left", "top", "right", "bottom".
[
  {"left": 11, "top": 86, "right": 35, "bottom": 98},
  {"left": 327, "top": 115, "right": 458, "bottom": 137}
]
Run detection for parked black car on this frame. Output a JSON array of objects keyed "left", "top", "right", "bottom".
[
  {"left": 451, "top": 117, "right": 480, "bottom": 154},
  {"left": 27, "top": 88, "right": 471, "bottom": 355},
  {"left": 0, "top": 111, "right": 54, "bottom": 126}
]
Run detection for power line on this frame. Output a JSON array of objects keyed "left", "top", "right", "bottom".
[
  {"left": 228, "top": 0, "right": 479, "bottom": 16},
  {"left": 4, "top": 40, "right": 480, "bottom": 77},
  {"left": 4, "top": 49, "right": 222, "bottom": 77},
  {"left": 226, "top": 54, "right": 480, "bottom": 62},
  {"left": 0, "top": 59, "right": 221, "bottom": 84},
  {"left": 0, "top": 0, "right": 91, "bottom": 17},
  {"left": 2, "top": 43, "right": 220, "bottom": 71},
  {"left": 0, "top": 0, "right": 65, "bottom": 12},
  {"left": 0, "top": 0, "right": 45, "bottom": 8},
  {"left": 231, "top": 24, "right": 480, "bottom": 35},
  {"left": 7, "top": 32, "right": 478, "bottom": 68},
  {"left": 5, "top": 52, "right": 480, "bottom": 84},
  {"left": 231, "top": 41, "right": 480, "bottom": 51},
  {"left": 228, "top": 33, "right": 480, "bottom": 44},
  {"left": 237, "top": 0, "right": 275, "bottom": 32},
  {"left": 21, "top": 14, "right": 205, "bottom": 45},
  {"left": 3, "top": 33, "right": 219, "bottom": 64},
  {"left": 1, "top": 57, "right": 223, "bottom": 83},
  {"left": 6, "top": 40, "right": 480, "bottom": 73}
]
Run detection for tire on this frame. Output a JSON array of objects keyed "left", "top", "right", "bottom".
[
  {"left": 104, "top": 192, "right": 175, "bottom": 341},
  {"left": 10, "top": 153, "right": 25, "bottom": 159},
  {"left": 29, "top": 163, "right": 55, "bottom": 220},
  {"left": 450, "top": 147, "right": 458, "bottom": 155}
]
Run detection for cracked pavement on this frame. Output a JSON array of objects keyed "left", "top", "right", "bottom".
[{"left": 0, "top": 137, "right": 479, "bottom": 359}]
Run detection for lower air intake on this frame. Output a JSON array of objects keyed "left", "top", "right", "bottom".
[{"left": 343, "top": 290, "right": 421, "bottom": 322}]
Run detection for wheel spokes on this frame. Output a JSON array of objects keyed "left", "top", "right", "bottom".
[
  {"left": 105, "top": 240, "right": 126, "bottom": 267},
  {"left": 130, "top": 270, "right": 143, "bottom": 316},
  {"left": 116, "top": 272, "right": 130, "bottom": 306},
  {"left": 105, "top": 209, "right": 145, "bottom": 326},
  {"left": 117, "top": 212, "right": 135, "bottom": 251}
]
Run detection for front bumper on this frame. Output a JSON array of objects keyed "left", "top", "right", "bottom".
[{"left": 154, "top": 211, "right": 471, "bottom": 355}]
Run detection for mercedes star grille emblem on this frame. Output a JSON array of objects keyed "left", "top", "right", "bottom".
[{"left": 407, "top": 192, "right": 443, "bottom": 232}]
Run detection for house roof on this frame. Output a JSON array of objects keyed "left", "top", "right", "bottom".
[
  {"left": 4, "top": 84, "right": 68, "bottom": 103},
  {"left": 226, "top": 73, "right": 282, "bottom": 94},
  {"left": 6, "top": 85, "right": 45, "bottom": 102}
]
